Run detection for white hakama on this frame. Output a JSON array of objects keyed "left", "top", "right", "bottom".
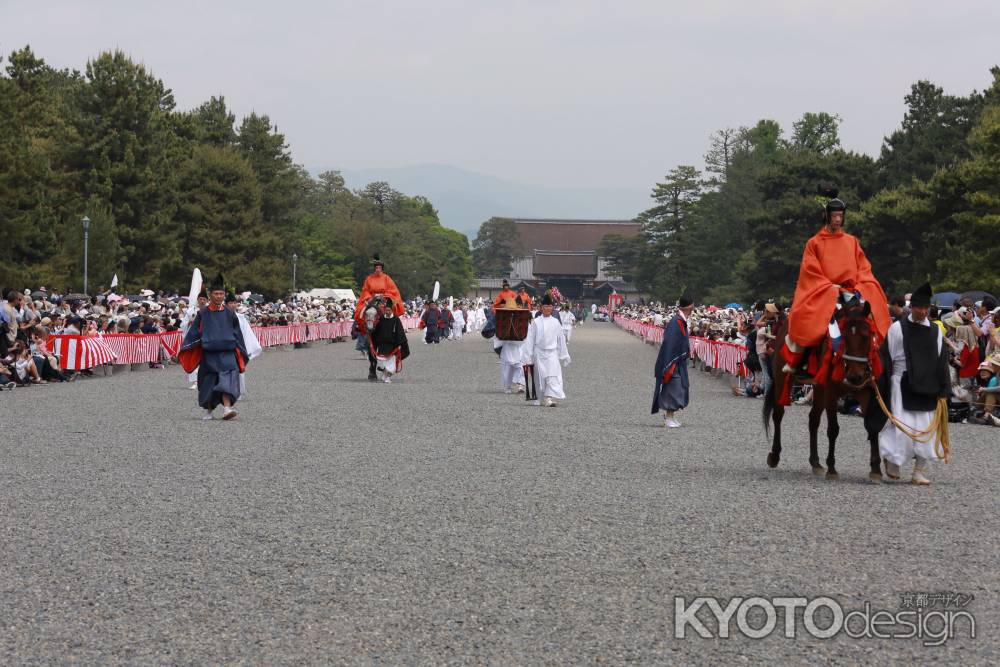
[
  {"left": 451, "top": 310, "right": 465, "bottom": 340},
  {"left": 523, "top": 314, "right": 570, "bottom": 401},
  {"left": 375, "top": 354, "right": 397, "bottom": 375},
  {"left": 499, "top": 339, "right": 526, "bottom": 390},
  {"left": 878, "top": 318, "right": 942, "bottom": 466}
]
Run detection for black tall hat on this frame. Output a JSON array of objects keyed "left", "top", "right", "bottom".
[
  {"left": 910, "top": 282, "right": 933, "bottom": 307},
  {"left": 224, "top": 292, "right": 237, "bottom": 304},
  {"left": 371, "top": 253, "right": 384, "bottom": 268},
  {"left": 678, "top": 291, "right": 694, "bottom": 308},
  {"left": 541, "top": 294, "right": 554, "bottom": 306},
  {"left": 817, "top": 183, "right": 839, "bottom": 199},
  {"left": 209, "top": 272, "right": 225, "bottom": 292}
]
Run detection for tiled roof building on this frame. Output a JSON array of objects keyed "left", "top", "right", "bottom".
[{"left": 474, "top": 218, "right": 645, "bottom": 301}]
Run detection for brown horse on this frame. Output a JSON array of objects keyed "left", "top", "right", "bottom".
[{"left": 763, "top": 299, "right": 884, "bottom": 483}]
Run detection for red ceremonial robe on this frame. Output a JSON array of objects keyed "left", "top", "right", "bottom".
[
  {"left": 493, "top": 288, "right": 517, "bottom": 310},
  {"left": 355, "top": 272, "right": 405, "bottom": 319},
  {"left": 787, "top": 229, "right": 890, "bottom": 348}
]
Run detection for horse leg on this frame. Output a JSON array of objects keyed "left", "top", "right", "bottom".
[
  {"left": 765, "top": 363, "right": 783, "bottom": 468},
  {"left": 808, "top": 387, "right": 824, "bottom": 475},
  {"left": 809, "top": 384, "right": 826, "bottom": 475},
  {"left": 766, "top": 400, "right": 785, "bottom": 468},
  {"left": 825, "top": 394, "right": 840, "bottom": 480},
  {"left": 858, "top": 390, "right": 882, "bottom": 484}
]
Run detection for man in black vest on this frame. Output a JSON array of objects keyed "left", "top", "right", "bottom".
[{"left": 878, "top": 282, "right": 950, "bottom": 485}]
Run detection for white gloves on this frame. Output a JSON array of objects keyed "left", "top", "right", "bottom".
[{"left": 561, "top": 356, "right": 571, "bottom": 367}]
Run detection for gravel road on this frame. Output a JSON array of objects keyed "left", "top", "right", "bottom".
[{"left": 1, "top": 323, "right": 995, "bottom": 664}]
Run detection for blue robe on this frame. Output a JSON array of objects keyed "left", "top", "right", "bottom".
[
  {"left": 422, "top": 308, "right": 442, "bottom": 344},
  {"left": 181, "top": 306, "right": 248, "bottom": 410},
  {"left": 652, "top": 315, "right": 690, "bottom": 413}
]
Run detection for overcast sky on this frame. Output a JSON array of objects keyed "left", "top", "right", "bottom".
[{"left": 4, "top": 0, "right": 998, "bottom": 188}]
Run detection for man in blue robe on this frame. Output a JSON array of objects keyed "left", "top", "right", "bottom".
[
  {"left": 652, "top": 292, "right": 694, "bottom": 428},
  {"left": 180, "top": 273, "right": 248, "bottom": 420},
  {"left": 421, "top": 301, "right": 442, "bottom": 345}
]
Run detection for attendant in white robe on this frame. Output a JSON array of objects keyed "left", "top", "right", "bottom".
[
  {"left": 878, "top": 282, "right": 950, "bottom": 485},
  {"left": 522, "top": 295, "right": 571, "bottom": 406},
  {"left": 560, "top": 305, "right": 576, "bottom": 342},
  {"left": 451, "top": 307, "right": 465, "bottom": 340}
]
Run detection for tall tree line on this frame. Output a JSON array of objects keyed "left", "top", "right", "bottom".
[
  {"left": 0, "top": 46, "right": 473, "bottom": 298},
  {"left": 597, "top": 67, "right": 1000, "bottom": 302}
]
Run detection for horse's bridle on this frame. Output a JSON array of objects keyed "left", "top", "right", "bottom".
[{"left": 837, "top": 309, "right": 874, "bottom": 389}]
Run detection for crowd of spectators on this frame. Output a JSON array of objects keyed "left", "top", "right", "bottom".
[
  {"left": 0, "top": 285, "right": 427, "bottom": 391},
  {"left": 613, "top": 292, "right": 1000, "bottom": 427}
]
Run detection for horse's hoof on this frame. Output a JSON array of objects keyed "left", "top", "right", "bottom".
[
  {"left": 767, "top": 453, "right": 780, "bottom": 468},
  {"left": 811, "top": 465, "right": 825, "bottom": 476},
  {"left": 869, "top": 472, "right": 882, "bottom": 484},
  {"left": 825, "top": 471, "right": 839, "bottom": 481}
]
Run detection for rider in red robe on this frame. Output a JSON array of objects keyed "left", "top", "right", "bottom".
[
  {"left": 355, "top": 254, "right": 404, "bottom": 320},
  {"left": 782, "top": 196, "right": 890, "bottom": 372},
  {"left": 493, "top": 280, "right": 517, "bottom": 311}
]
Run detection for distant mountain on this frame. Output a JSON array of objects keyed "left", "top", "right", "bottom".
[{"left": 310, "top": 163, "right": 650, "bottom": 240}]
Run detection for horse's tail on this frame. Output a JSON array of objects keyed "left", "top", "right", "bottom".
[{"left": 762, "top": 368, "right": 775, "bottom": 439}]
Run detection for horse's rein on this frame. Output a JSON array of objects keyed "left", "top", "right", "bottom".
[{"left": 837, "top": 310, "right": 875, "bottom": 389}]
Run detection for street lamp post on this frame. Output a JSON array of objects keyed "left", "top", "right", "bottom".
[
  {"left": 292, "top": 253, "right": 298, "bottom": 298},
  {"left": 81, "top": 216, "right": 91, "bottom": 294}
]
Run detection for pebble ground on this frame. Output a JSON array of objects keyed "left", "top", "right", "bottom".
[{"left": 0, "top": 324, "right": 995, "bottom": 664}]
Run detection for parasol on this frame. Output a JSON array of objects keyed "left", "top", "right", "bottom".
[{"left": 930, "top": 292, "right": 960, "bottom": 309}]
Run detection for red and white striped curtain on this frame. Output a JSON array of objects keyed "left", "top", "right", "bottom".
[
  {"left": 45, "top": 317, "right": 422, "bottom": 368},
  {"left": 48, "top": 335, "right": 118, "bottom": 370},
  {"left": 612, "top": 314, "right": 664, "bottom": 344},
  {"left": 612, "top": 314, "right": 748, "bottom": 375}
]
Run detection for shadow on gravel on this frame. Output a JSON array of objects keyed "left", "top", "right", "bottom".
[{"left": 752, "top": 467, "right": 885, "bottom": 487}]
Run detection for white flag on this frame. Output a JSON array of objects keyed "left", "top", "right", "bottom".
[
  {"left": 181, "top": 268, "right": 203, "bottom": 331},
  {"left": 432, "top": 281, "right": 440, "bottom": 301},
  {"left": 187, "top": 268, "right": 203, "bottom": 305},
  {"left": 110, "top": 274, "right": 119, "bottom": 288}
]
